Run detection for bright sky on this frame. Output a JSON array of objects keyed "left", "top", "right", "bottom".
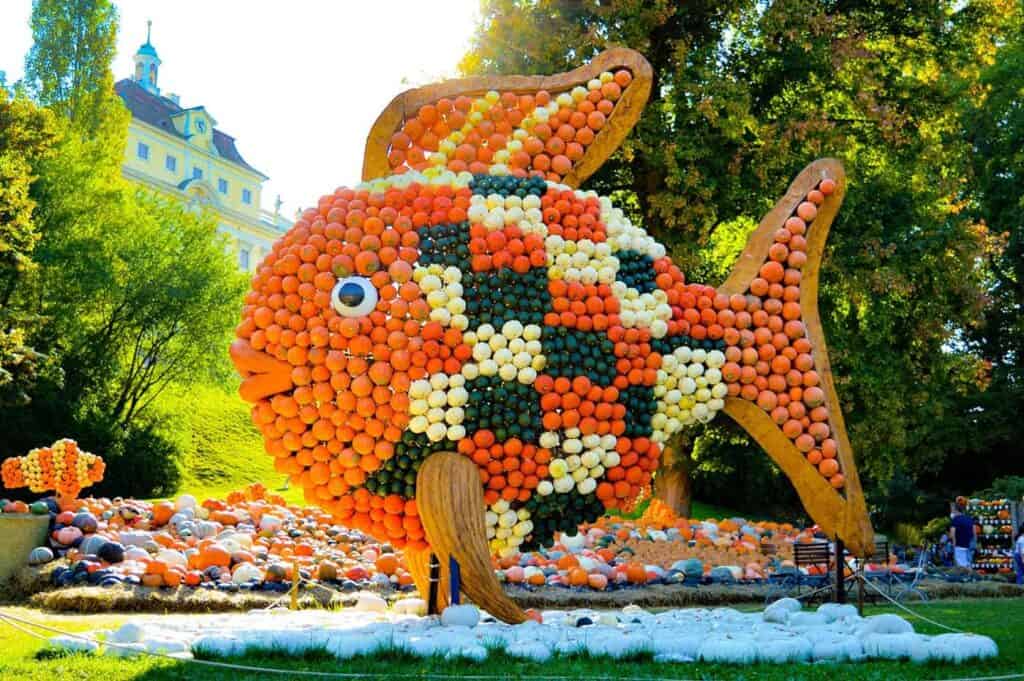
[{"left": 0, "top": 0, "right": 480, "bottom": 217}]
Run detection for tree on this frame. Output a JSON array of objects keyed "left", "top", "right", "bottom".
[
  {"left": 462, "top": 1, "right": 1019, "bottom": 522},
  {"left": 954, "top": 15, "right": 1024, "bottom": 489},
  {"left": 24, "top": 0, "right": 119, "bottom": 133},
  {"left": 0, "top": 90, "right": 60, "bottom": 405},
  {"left": 2, "top": 0, "right": 248, "bottom": 498},
  {"left": 29, "top": 182, "right": 247, "bottom": 430}
]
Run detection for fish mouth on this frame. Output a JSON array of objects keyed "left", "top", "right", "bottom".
[{"left": 230, "top": 339, "right": 295, "bottom": 402}]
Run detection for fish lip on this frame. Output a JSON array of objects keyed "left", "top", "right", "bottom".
[{"left": 230, "top": 339, "right": 295, "bottom": 402}]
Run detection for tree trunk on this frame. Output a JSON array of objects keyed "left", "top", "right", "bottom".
[{"left": 654, "top": 436, "right": 693, "bottom": 517}]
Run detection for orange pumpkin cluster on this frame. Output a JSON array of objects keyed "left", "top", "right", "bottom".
[
  {"left": 387, "top": 70, "right": 635, "bottom": 184},
  {"left": 595, "top": 436, "right": 659, "bottom": 508},
  {"left": 546, "top": 280, "right": 621, "bottom": 332},
  {"left": 456, "top": 431, "right": 547, "bottom": 505},
  {"left": 536, "top": 377, "right": 627, "bottom": 436},
  {"left": 468, "top": 223, "right": 546, "bottom": 272},
  {"left": 541, "top": 188, "right": 607, "bottom": 242}
]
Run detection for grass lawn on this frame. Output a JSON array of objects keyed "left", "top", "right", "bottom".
[{"left": 1, "top": 597, "right": 1021, "bottom": 680}]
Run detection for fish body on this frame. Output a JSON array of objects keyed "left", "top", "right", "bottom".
[{"left": 231, "top": 50, "right": 872, "bottom": 572}]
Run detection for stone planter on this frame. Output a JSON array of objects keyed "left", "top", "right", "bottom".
[{"left": 0, "top": 514, "right": 50, "bottom": 583}]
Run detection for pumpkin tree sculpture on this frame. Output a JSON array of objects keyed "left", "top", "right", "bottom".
[
  {"left": 231, "top": 49, "right": 874, "bottom": 622},
  {"left": 2, "top": 439, "right": 105, "bottom": 509}
]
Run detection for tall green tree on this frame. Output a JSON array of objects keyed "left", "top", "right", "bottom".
[
  {"left": 0, "top": 91, "right": 60, "bottom": 406},
  {"left": 24, "top": 0, "right": 119, "bottom": 133},
  {"left": 3, "top": 2, "right": 248, "bottom": 496},
  {"left": 956, "top": 14, "right": 1024, "bottom": 484},
  {"left": 462, "top": 0, "right": 1019, "bottom": 522}
]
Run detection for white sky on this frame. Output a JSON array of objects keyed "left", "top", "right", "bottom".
[{"left": 0, "top": 0, "right": 480, "bottom": 217}]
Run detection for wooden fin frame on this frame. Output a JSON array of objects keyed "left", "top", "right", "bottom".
[
  {"left": 411, "top": 452, "right": 527, "bottom": 623},
  {"left": 362, "top": 48, "right": 653, "bottom": 187},
  {"left": 719, "top": 158, "right": 874, "bottom": 557}
]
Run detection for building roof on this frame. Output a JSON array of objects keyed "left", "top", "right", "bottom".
[
  {"left": 115, "top": 79, "right": 267, "bottom": 179},
  {"left": 137, "top": 41, "right": 159, "bottom": 58}
]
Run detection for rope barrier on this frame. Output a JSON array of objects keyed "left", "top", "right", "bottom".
[
  {"left": 0, "top": 609, "right": 699, "bottom": 681},
  {"left": 927, "top": 675, "right": 1024, "bottom": 681},
  {"left": 858, "top": 575, "right": 966, "bottom": 634}
]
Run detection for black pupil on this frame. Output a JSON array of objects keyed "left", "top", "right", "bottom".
[{"left": 338, "top": 282, "right": 365, "bottom": 307}]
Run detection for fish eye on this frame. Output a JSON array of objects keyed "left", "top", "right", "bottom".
[{"left": 331, "top": 276, "right": 378, "bottom": 318}]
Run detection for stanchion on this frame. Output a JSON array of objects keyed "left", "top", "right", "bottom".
[
  {"left": 857, "top": 561, "right": 865, "bottom": 616},
  {"left": 449, "top": 556, "right": 461, "bottom": 605},
  {"left": 290, "top": 559, "right": 300, "bottom": 611},
  {"left": 427, "top": 554, "right": 440, "bottom": 615},
  {"left": 835, "top": 538, "right": 846, "bottom": 604}
]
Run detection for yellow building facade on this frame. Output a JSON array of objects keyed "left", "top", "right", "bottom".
[{"left": 115, "top": 27, "right": 288, "bottom": 271}]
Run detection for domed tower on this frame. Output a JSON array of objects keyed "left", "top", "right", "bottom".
[{"left": 132, "top": 21, "right": 161, "bottom": 95}]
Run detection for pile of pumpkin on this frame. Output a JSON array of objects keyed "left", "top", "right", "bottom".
[
  {"left": 494, "top": 500, "right": 823, "bottom": 589},
  {"left": 9, "top": 486, "right": 845, "bottom": 595},
  {"left": 10, "top": 484, "right": 416, "bottom": 593}
]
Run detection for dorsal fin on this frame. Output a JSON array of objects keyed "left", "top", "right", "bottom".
[{"left": 362, "top": 48, "right": 652, "bottom": 187}]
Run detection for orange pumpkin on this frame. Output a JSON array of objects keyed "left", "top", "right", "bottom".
[
  {"left": 625, "top": 562, "right": 647, "bottom": 584},
  {"left": 375, "top": 553, "right": 399, "bottom": 575},
  {"left": 151, "top": 501, "right": 175, "bottom": 526},
  {"left": 198, "top": 544, "right": 231, "bottom": 569},
  {"left": 567, "top": 567, "right": 589, "bottom": 587},
  {"left": 141, "top": 573, "right": 164, "bottom": 588},
  {"left": 145, "top": 560, "right": 168, "bottom": 576}
]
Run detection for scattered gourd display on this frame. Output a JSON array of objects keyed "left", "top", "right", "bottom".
[
  {"left": 9, "top": 485, "right": 893, "bottom": 594},
  {"left": 1, "top": 439, "right": 105, "bottom": 504}
]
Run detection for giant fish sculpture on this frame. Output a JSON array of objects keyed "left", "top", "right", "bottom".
[{"left": 231, "top": 49, "right": 873, "bottom": 622}]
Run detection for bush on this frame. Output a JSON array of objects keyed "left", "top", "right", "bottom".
[
  {"left": 973, "top": 476, "right": 1024, "bottom": 502},
  {"left": 0, "top": 397, "right": 181, "bottom": 500},
  {"left": 89, "top": 419, "right": 182, "bottom": 498}
]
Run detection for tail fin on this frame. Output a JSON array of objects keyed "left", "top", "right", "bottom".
[
  {"left": 719, "top": 159, "right": 874, "bottom": 556},
  {"left": 362, "top": 48, "right": 652, "bottom": 188}
]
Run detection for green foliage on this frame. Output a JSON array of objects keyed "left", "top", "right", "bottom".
[
  {"left": 462, "top": 0, "right": 1023, "bottom": 523},
  {"left": 973, "top": 476, "right": 1024, "bottom": 502},
  {"left": 25, "top": 0, "right": 119, "bottom": 134},
  {"left": 1, "top": 7, "right": 248, "bottom": 499},
  {"left": 0, "top": 91, "right": 60, "bottom": 406},
  {"left": 31, "top": 185, "right": 247, "bottom": 428},
  {"left": 923, "top": 516, "right": 952, "bottom": 542}
]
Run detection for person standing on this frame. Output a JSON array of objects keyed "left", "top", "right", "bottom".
[
  {"left": 1014, "top": 522, "right": 1024, "bottom": 585},
  {"left": 949, "top": 501, "right": 975, "bottom": 569}
]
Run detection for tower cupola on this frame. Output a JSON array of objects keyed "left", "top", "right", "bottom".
[{"left": 132, "top": 21, "right": 161, "bottom": 94}]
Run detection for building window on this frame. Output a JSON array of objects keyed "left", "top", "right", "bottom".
[
  {"left": 238, "top": 247, "right": 250, "bottom": 270},
  {"left": 242, "top": 188, "right": 252, "bottom": 204},
  {"left": 218, "top": 178, "right": 228, "bottom": 194},
  {"left": 137, "top": 142, "right": 149, "bottom": 160},
  {"left": 165, "top": 154, "right": 177, "bottom": 172},
  {"left": 193, "top": 167, "right": 203, "bottom": 180}
]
